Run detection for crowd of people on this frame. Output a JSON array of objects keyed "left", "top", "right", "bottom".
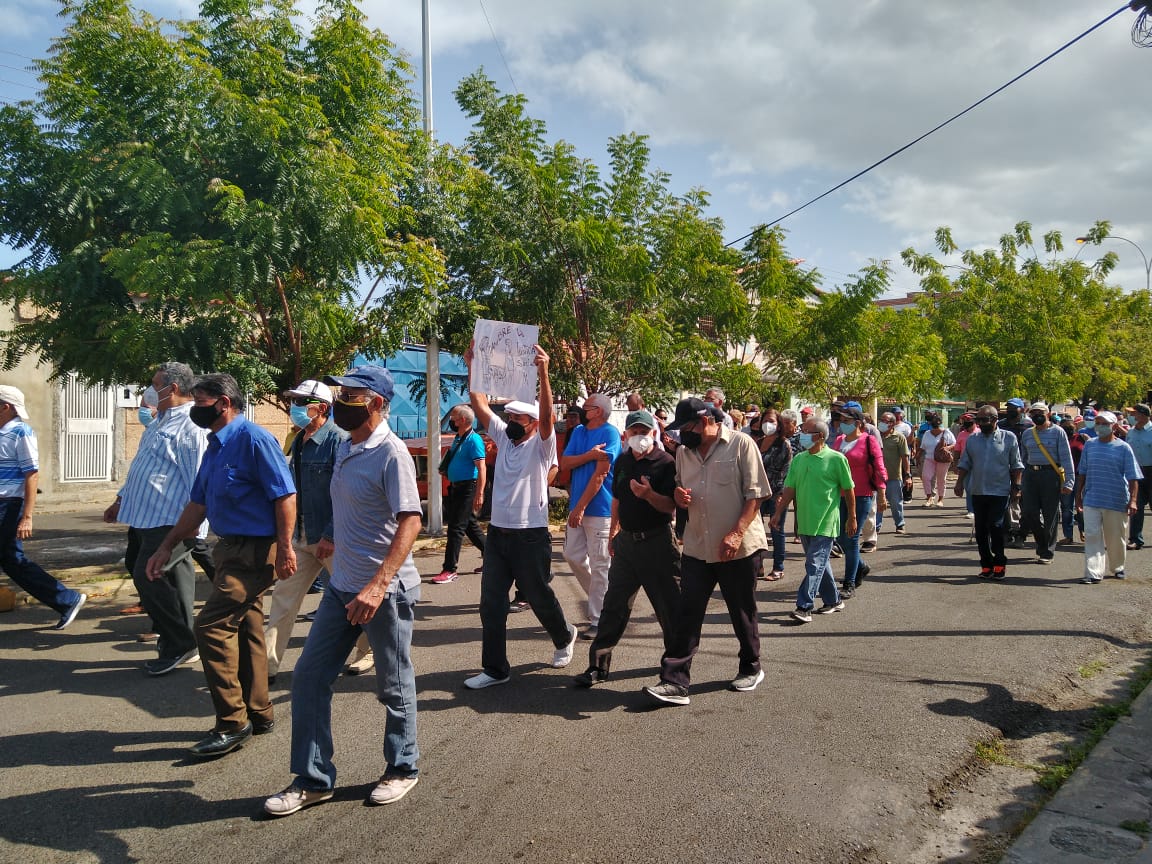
[{"left": 1, "top": 351, "right": 1147, "bottom": 817}]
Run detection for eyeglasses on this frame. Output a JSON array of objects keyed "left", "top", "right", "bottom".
[
  {"left": 291, "top": 397, "right": 323, "bottom": 407},
  {"left": 654, "top": 415, "right": 668, "bottom": 421}
]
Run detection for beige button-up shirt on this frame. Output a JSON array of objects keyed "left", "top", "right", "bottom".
[{"left": 676, "top": 426, "right": 770, "bottom": 563}]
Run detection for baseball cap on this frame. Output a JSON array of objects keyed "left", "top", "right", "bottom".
[
  {"left": 285, "top": 379, "right": 333, "bottom": 404},
  {"left": 893, "top": 406, "right": 905, "bottom": 414},
  {"left": 1135, "top": 403, "right": 1151, "bottom": 417},
  {"left": 0, "top": 385, "right": 29, "bottom": 420},
  {"left": 624, "top": 409, "right": 656, "bottom": 430},
  {"left": 800, "top": 406, "right": 814, "bottom": 416},
  {"left": 667, "top": 397, "right": 719, "bottom": 430},
  {"left": 1096, "top": 411, "right": 1118, "bottom": 424},
  {"left": 503, "top": 400, "right": 540, "bottom": 420},
  {"left": 1029, "top": 401, "right": 1049, "bottom": 413},
  {"left": 1083, "top": 408, "right": 1097, "bottom": 420},
  {"left": 844, "top": 400, "right": 863, "bottom": 412},
  {"left": 324, "top": 365, "right": 394, "bottom": 401},
  {"left": 1006, "top": 398, "right": 1026, "bottom": 409},
  {"left": 839, "top": 407, "right": 864, "bottom": 424}
]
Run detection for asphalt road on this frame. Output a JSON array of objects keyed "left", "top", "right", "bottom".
[{"left": 2, "top": 499, "right": 1150, "bottom": 864}]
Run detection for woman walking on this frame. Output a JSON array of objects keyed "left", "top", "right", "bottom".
[{"left": 920, "top": 411, "right": 955, "bottom": 508}]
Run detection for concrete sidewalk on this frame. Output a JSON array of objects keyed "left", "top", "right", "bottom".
[{"left": 1004, "top": 680, "right": 1152, "bottom": 863}]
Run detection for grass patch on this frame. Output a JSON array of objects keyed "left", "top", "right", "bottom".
[
  {"left": 1120, "top": 820, "right": 1151, "bottom": 839},
  {"left": 974, "top": 737, "right": 1041, "bottom": 771},
  {"left": 1036, "top": 657, "right": 1152, "bottom": 793},
  {"left": 1078, "top": 659, "right": 1107, "bottom": 679}
]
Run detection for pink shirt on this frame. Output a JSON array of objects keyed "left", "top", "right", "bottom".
[{"left": 832, "top": 432, "right": 888, "bottom": 495}]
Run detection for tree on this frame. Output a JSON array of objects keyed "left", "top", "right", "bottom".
[
  {"left": 0, "top": 0, "right": 446, "bottom": 399},
  {"left": 437, "top": 72, "right": 747, "bottom": 402},
  {"left": 902, "top": 220, "right": 1151, "bottom": 408}
]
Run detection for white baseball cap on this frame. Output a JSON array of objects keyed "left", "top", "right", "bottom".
[
  {"left": 284, "top": 379, "right": 334, "bottom": 404},
  {"left": 503, "top": 400, "right": 540, "bottom": 420},
  {"left": 0, "top": 385, "right": 29, "bottom": 420}
]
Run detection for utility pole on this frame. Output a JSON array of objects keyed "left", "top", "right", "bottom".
[{"left": 422, "top": 0, "right": 442, "bottom": 534}]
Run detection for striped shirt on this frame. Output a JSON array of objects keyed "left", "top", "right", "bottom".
[
  {"left": 1080, "top": 437, "right": 1143, "bottom": 512},
  {"left": 118, "top": 402, "right": 209, "bottom": 531},
  {"left": 0, "top": 418, "right": 38, "bottom": 498}
]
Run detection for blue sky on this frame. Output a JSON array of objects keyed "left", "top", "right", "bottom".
[{"left": 3, "top": 0, "right": 1151, "bottom": 296}]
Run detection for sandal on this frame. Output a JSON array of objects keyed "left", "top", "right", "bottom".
[{"left": 764, "top": 570, "right": 784, "bottom": 581}]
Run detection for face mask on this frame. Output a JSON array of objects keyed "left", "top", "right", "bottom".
[
  {"left": 1030, "top": 414, "right": 1047, "bottom": 426},
  {"left": 627, "top": 434, "right": 654, "bottom": 456},
  {"left": 929, "top": 419, "right": 941, "bottom": 428},
  {"left": 799, "top": 432, "right": 817, "bottom": 450},
  {"left": 839, "top": 421, "right": 856, "bottom": 436},
  {"left": 332, "top": 398, "right": 371, "bottom": 432},
  {"left": 977, "top": 421, "right": 995, "bottom": 434},
  {"left": 189, "top": 401, "right": 222, "bottom": 429},
  {"left": 290, "top": 404, "right": 313, "bottom": 429},
  {"left": 142, "top": 385, "right": 159, "bottom": 406},
  {"left": 679, "top": 429, "right": 703, "bottom": 450},
  {"left": 1128, "top": 415, "right": 1138, "bottom": 426},
  {"left": 1095, "top": 423, "right": 1113, "bottom": 438},
  {"left": 762, "top": 422, "right": 777, "bottom": 436},
  {"left": 138, "top": 407, "right": 155, "bottom": 427},
  {"left": 877, "top": 422, "right": 890, "bottom": 433},
  {"left": 1006, "top": 407, "right": 1019, "bottom": 418},
  {"left": 506, "top": 420, "right": 527, "bottom": 442}
]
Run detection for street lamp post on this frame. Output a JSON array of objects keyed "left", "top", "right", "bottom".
[{"left": 1076, "top": 234, "right": 1151, "bottom": 292}]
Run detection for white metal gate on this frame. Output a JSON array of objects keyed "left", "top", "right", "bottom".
[{"left": 58, "top": 374, "right": 114, "bottom": 482}]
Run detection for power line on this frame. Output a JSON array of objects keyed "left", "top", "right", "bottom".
[
  {"left": 725, "top": 3, "right": 1134, "bottom": 248},
  {"left": 477, "top": 0, "right": 519, "bottom": 96},
  {"left": 0, "top": 77, "right": 36, "bottom": 90}
]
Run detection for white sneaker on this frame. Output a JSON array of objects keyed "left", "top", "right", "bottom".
[
  {"left": 369, "top": 774, "right": 418, "bottom": 805},
  {"left": 923, "top": 495, "right": 936, "bottom": 508},
  {"left": 933, "top": 498, "right": 945, "bottom": 508},
  {"left": 263, "top": 784, "right": 333, "bottom": 817},
  {"left": 551, "top": 624, "right": 578, "bottom": 668},
  {"left": 346, "top": 648, "right": 374, "bottom": 675},
  {"left": 463, "top": 671, "right": 510, "bottom": 689}
]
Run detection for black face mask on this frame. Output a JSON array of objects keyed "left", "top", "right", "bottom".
[
  {"left": 1006, "top": 408, "right": 1020, "bottom": 419},
  {"left": 189, "top": 401, "right": 222, "bottom": 429},
  {"left": 679, "top": 429, "right": 703, "bottom": 450},
  {"left": 1030, "top": 413, "right": 1047, "bottom": 426},
  {"left": 506, "top": 421, "right": 527, "bottom": 442},
  {"left": 332, "top": 399, "right": 371, "bottom": 432},
  {"left": 977, "top": 421, "right": 996, "bottom": 434}
]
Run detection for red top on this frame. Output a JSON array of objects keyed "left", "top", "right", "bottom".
[{"left": 832, "top": 431, "right": 888, "bottom": 494}]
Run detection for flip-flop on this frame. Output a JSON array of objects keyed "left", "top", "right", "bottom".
[{"left": 764, "top": 571, "right": 784, "bottom": 581}]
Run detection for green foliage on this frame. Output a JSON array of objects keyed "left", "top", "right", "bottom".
[
  {"left": 902, "top": 220, "right": 1151, "bottom": 408},
  {"left": 0, "top": 0, "right": 449, "bottom": 400},
  {"left": 439, "top": 72, "right": 745, "bottom": 400}
]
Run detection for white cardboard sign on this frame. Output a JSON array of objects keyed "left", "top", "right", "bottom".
[{"left": 470, "top": 319, "right": 539, "bottom": 403}]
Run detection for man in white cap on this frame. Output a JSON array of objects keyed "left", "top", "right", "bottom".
[
  {"left": 461, "top": 342, "right": 578, "bottom": 689},
  {"left": 1076, "top": 411, "right": 1142, "bottom": 583},
  {"left": 1018, "top": 401, "right": 1075, "bottom": 565},
  {"left": 0, "top": 385, "right": 87, "bottom": 629}
]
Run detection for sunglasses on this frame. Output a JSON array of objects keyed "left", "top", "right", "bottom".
[{"left": 291, "top": 397, "right": 323, "bottom": 407}]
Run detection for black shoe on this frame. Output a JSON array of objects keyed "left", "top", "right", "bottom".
[
  {"left": 840, "top": 584, "right": 855, "bottom": 600},
  {"left": 573, "top": 666, "right": 609, "bottom": 688},
  {"left": 860, "top": 542, "right": 876, "bottom": 553},
  {"left": 253, "top": 718, "right": 275, "bottom": 735},
  {"left": 856, "top": 562, "right": 871, "bottom": 583},
  {"left": 190, "top": 723, "right": 253, "bottom": 757}
]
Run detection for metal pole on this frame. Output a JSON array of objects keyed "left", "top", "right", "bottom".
[{"left": 422, "top": 0, "right": 443, "bottom": 534}]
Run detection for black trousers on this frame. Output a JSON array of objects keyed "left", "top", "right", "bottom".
[
  {"left": 442, "top": 480, "right": 486, "bottom": 572},
  {"left": 586, "top": 527, "right": 681, "bottom": 672},
  {"left": 1130, "top": 472, "right": 1152, "bottom": 546},
  {"left": 1022, "top": 467, "right": 1062, "bottom": 560},
  {"left": 972, "top": 495, "right": 1009, "bottom": 568},
  {"left": 659, "top": 554, "right": 760, "bottom": 689}
]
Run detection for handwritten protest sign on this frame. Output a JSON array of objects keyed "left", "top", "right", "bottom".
[{"left": 471, "top": 319, "right": 539, "bottom": 403}]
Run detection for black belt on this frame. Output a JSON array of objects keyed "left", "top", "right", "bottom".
[
  {"left": 449, "top": 479, "right": 476, "bottom": 486},
  {"left": 1027, "top": 464, "right": 1055, "bottom": 471},
  {"left": 217, "top": 534, "right": 275, "bottom": 543},
  {"left": 618, "top": 526, "right": 670, "bottom": 542}
]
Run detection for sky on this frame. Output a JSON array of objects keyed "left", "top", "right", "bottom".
[{"left": 2, "top": 0, "right": 1151, "bottom": 297}]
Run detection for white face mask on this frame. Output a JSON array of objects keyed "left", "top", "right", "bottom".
[
  {"left": 627, "top": 434, "right": 654, "bottom": 456},
  {"left": 761, "top": 422, "right": 777, "bottom": 436}
]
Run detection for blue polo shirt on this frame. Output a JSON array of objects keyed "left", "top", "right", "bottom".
[
  {"left": 445, "top": 430, "right": 486, "bottom": 482},
  {"left": 0, "top": 418, "right": 37, "bottom": 498},
  {"left": 1125, "top": 424, "right": 1152, "bottom": 467},
  {"left": 564, "top": 422, "right": 621, "bottom": 518},
  {"left": 191, "top": 414, "right": 296, "bottom": 536},
  {"left": 1080, "top": 437, "right": 1143, "bottom": 512}
]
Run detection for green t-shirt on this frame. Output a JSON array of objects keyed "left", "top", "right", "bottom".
[{"left": 784, "top": 447, "right": 854, "bottom": 537}]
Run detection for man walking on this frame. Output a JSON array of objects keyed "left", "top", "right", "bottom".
[
  {"left": 954, "top": 406, "right": 1024, "bottom": 579},
  {"left": 998, "top": 397, "right": 1035, "bottom": 547},
  {"left": 1076, "top": 411, "right": 1142, "bottom": 584},
  {"left": 264, "top": 379, "right": 349, "bottom": 681},
  {"left": 105, "top": 363, "right": 207, "bottom": 675},
  {"left": 877, "top": 411, "right": 911, "bottom": 536},
  {"left": 574, "top": 410, "right": 680, "bottom": 687},
  {"left": 263, "top": 365, "right": 423, "bottom": 815},
  {"left": 1124, "top": 403, "right": 1152, "bottom": 550},
  {"left": 0, "top": 385, "right": 87, "bottom": 629},
  {"left": 1018, "top": 402, "right": 1075, "bottom": 565},
  {"left": 462, "top": 343, "right": 578, "bottom": 689},
  {"left": 643, "top": 398, "right": 769, "bottom": 706},
  {"left": 770, "top": 417, "right": 853, "bottom": 624},
  {"left": 433, "top": 403, "right": 487, "bottom": 584},
  {"left": 559, "top": 392, "right": 621, "bottom": 639},
  {"left": 147, "top": 374, "right": 296, "bottom": 757}
]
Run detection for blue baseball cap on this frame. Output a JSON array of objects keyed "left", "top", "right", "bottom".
[
  {"left": 1006, "top": 397, "right": 1026, "bottom": 409},
  {"left": 844, "top": 400, "right": 863, "bottom": 411},
  {"left": 325, "top": 364, "right": 394, "bottom": 401}
]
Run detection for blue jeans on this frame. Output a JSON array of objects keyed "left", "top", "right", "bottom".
[
  {"left": 290, "top": 583, "right": 420, "bottom": 791},
  {"left": 838, "top": 495, "right": 874, "bottom": 589},
  {"left": 879, "top": 478, "right": 905, "bottom": 531},
  {"left": 762, "top": 495, "right": 787, "bottom": 572},
  {"left": 0, "top": 496, "right": 81, "bottom": 614},
  {"left": 796, "top": 535, "right": 841, "bottom": 610}
]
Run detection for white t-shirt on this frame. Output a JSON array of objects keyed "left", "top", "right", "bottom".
[
  {"left": 922, "top": 428, "right": 956, "bottom": 459},
  {"left": 487, "top": 415, "right": 558, "bottom": 529}
]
